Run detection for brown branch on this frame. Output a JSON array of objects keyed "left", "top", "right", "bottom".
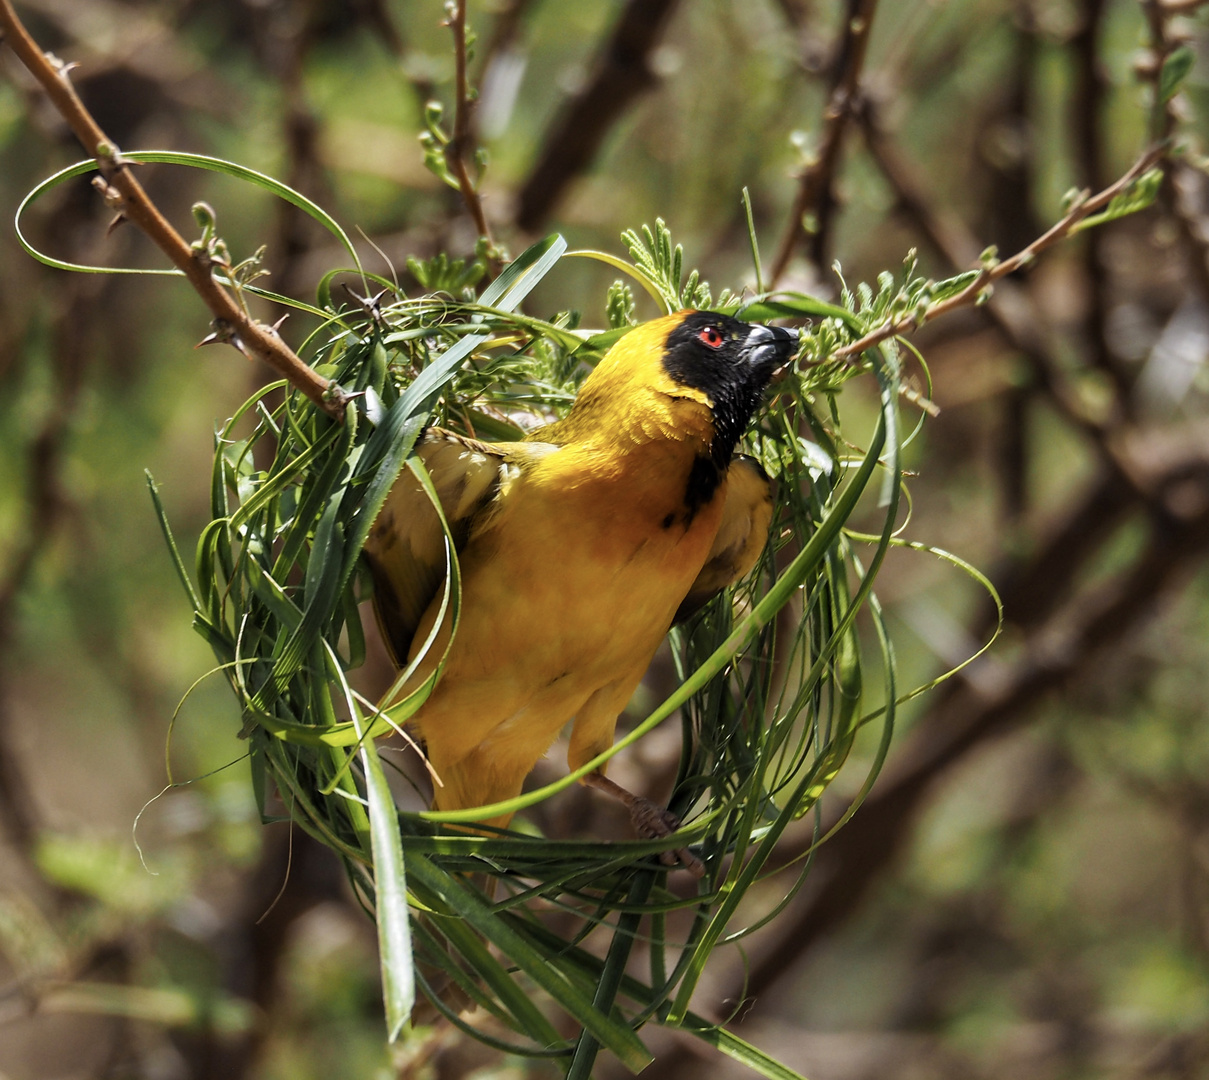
[
  {"left": 828, "top": 145, "right": 1166, "bottom": 364},
  {"left": 1140, "top": 1, "right": 1182, "bottom": 143},
  {"left": 0, "top": 0, "right": 345, "bottom": 419},
  {"left": 514, "top": 0, "right": 681, "bottom": 232},
  {"left": 973, "top": 15, "right": 1041, "bottom": 522},
  {"left": 1172, "top": 161, "right": 1209, "bottom": 300},
  {"left": 445, "top": 0, "right": 495, "bottom": 253},
  {"left": 768, "top": 0, "right": 879, "bottom": 285}
]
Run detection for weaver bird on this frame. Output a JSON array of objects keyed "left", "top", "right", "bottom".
[{"left": 364, "top": 310, "right": 798, "bottom": 872}]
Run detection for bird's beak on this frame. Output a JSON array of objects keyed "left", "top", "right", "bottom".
[{"left": 743, "top": 323, "right": 799, "bottom": 373}]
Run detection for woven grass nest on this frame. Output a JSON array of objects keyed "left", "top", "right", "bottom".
[{"left": 151, "top": 225, "right": 976, "bottom": 1075}]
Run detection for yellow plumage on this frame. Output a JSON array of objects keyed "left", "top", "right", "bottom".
[{"left": 363, "top": 310, "right": 796, "bottom": 865}]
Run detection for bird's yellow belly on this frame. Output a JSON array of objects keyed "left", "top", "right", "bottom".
[{"left": 407, "top": 467, "right": 723, "bottom": 773}]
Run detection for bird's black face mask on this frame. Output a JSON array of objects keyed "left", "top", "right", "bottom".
[{"left": 662, "top": 311, "right": 799, "bottom": 471}]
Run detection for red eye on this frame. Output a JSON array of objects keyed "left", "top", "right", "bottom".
[{"left": 697, "top": 325, "right": 724, "bottom": 349}]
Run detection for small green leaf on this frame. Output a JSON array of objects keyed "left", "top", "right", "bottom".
[
  {"left": 1159, "top": 45, "right": 1195, "bottom": 104},
  {"left": 1073, "top": 168, "right": 1164, "bottom": 234},
  {"left": 606, "top": 280, "right": 636, "bottom": 328}
]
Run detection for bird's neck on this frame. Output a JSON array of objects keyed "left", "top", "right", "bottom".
[
  {"left": 532, "top": 391, "right": 725, "bottom": 528},
  {"left": 536, "top": 382, "right": 715, "bottom": 455}
]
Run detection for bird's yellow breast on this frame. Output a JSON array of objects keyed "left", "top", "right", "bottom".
[{"left": 407, "top": 432, "right": 725, "bottom": 766}]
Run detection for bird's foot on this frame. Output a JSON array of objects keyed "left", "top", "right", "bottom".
[
  {"left": 579, "top": 771, "right": 705, "bottom": 877},
  {"left": 628, "top": 797, "right": 705, "bottom": 879}
]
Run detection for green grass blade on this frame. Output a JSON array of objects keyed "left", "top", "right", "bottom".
[
  {"left": 566, "top": 870, "right": 656, "bottom": 1080},
  {"left": 674, "top": 1019, "right": 812, "bottom": 1080},
  {"left": 667, "top": 358, "right": 902, "bottom": 1023},
  {"left": 419, "top": 906, "right": 565, "bottom": 1046},
  {"left": 480, "top": 233, "right": 567, "bottom": 310},
  {"left": 18, "top": 152, "right": 363, "bottom": 279},
  {"left": 405, "top": 855, "right": 654, "bottom": 1072},
  {"left": 145, "top": 471, "right": 202, "bottom": 612},
  {"left": 357, "top": 729, "right": 414, "bottom": 1040},
  {"left": 564, "top": 249, "right": 669, "bottom": 312}
]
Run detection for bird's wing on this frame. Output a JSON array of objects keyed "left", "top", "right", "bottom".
[
  {"left": 674, "top": 455, "right": 774, "bottom": 623},
  {"left": 363, "top": 428, "right": 548, "bottom": 665}
]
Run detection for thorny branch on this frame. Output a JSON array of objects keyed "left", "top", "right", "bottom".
[
  {"left": 858, "top": 99, "right": 1118, "bottom": 441},
  {"left": 445, "top": 0, "right": 496, "bottom": 256},
  {"left": 769, "top": 0, "right": 879, "bottom": 285},
  {"left": 0, "top": 0, "right": 345, "bottom": 419},
  {"left": 829, "top": 145, "right": 1167, "bottom": 364}
]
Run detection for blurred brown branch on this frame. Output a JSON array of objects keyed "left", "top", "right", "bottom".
[
  {"left": 769, "top": 0, "right": 878, "bottom": 285},
  {"left": 0, "top": 200, "right": 105, "bottom": 887},
  {"left": 514, "top": 0, "right": 681, "bottom": 232},
  {"left": 0, "top": 0, "right": 344, "bottom": 419},
  {"left": 1143, "top": 0, "right": 1209, "bottom": 299},
  {"left": 0, "top": 414, "right": 67, "bottom": 855}
]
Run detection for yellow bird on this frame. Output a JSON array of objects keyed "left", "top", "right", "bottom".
[{"left": 363, "top": 310, "right": 797, "bottom": 870}]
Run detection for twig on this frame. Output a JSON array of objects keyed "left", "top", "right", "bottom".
[
  {"left": 828, "top": 145, "right": 1166, "bottom": 364},
  {"left": 445, "top": 0, "right": 495, "bottom": 254},
  {"left": 858, "top": 98, "right": 1117, "bottom": 441},
  {"left": 0, "top": 0, "right": 345, "bottom": 419},
  {"left": 768, "top": 0, "right": 879, "bottom": 285}
]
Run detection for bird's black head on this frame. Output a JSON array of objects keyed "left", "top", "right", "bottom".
[{"left": 662, "top": 311, "right": 799, "bottom": 470}]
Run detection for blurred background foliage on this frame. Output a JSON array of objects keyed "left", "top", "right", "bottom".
[{"left": 0, "top": 0, "right": 1207, "bottom": 1077}]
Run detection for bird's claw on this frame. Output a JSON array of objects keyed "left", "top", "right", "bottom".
[{"left": 628, "top": 797, "right": 704, "bottom": 878}]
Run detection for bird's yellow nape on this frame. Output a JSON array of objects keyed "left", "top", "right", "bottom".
[{"left": 579, "top": 311, "right": 715, "bottom": 409}]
